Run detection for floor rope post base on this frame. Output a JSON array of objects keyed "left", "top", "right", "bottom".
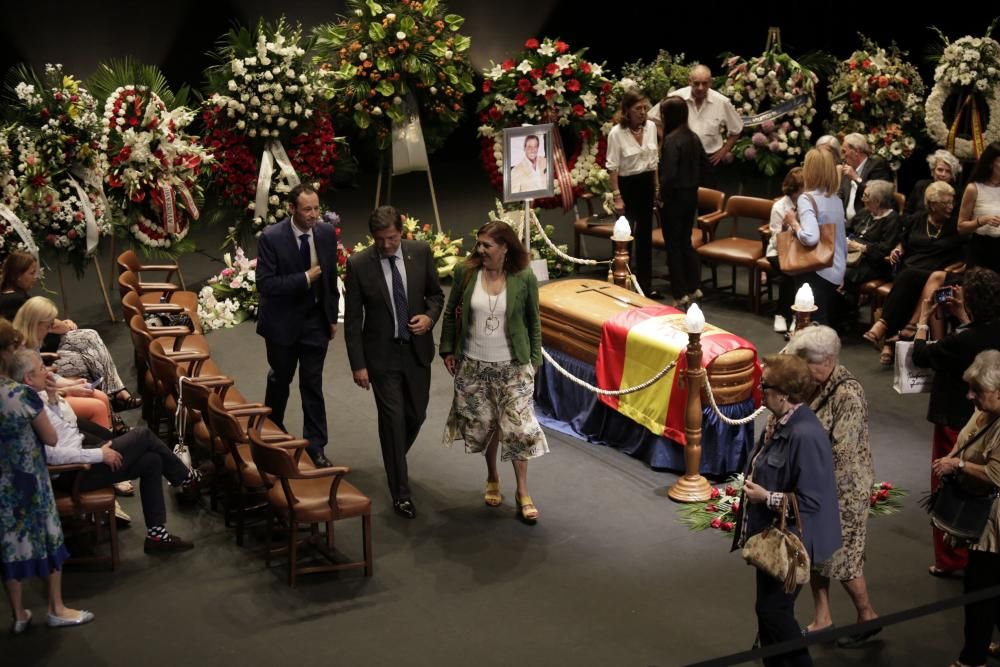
[{"left": 669, "top": 327, "right": 712, "bottom": 502}]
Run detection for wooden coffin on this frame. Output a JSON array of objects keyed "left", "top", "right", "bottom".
[{"left": 539, "top": 279, "right": 756, "bottom": 404}]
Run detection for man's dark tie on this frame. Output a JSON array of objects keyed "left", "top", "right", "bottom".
[
  {"left": 299, "top": 233, "right": 311, "bottom": 270},
  {"left": 387, "top": 255, "right": 409, "bottom": 340}
]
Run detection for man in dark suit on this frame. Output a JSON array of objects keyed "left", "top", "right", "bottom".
[
  {"left": 256, "top": 184, "right": 340, "bottom": 468},
  {"left": 344, "top": 206, "right": 444, "bottom": 519},
  {"left": 839, "top": 132, "right": 894, "bottom": 229}
]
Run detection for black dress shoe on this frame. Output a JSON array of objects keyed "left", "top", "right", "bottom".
[
  {"left": 835, "top": 627, "right": 881, "bottom": 648},
  {"left": 646, "top": 290, "right": 665, "bottom": 301},
  {"left": 393, "top": 499, "right": 417, "bottom": 519},
  {"left": 309, "top": 451, "right": 333, "bottom": 468}
]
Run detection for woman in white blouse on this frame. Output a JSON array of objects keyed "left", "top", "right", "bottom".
[{"left": 607, "top": 90, "right": 660, "bottom": 297}]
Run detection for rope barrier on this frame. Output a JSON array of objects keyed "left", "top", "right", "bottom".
[
  {"left": 541, "top": 347, "right": 677, "bottom": 396},
  {"left": 702, "top": 375, "right": 767, "bottom": 425},
  {"left": 529, "top": 209, "right": 606, "bottom": 266}
]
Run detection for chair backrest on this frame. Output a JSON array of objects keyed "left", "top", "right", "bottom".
[
  {"left": 121, "top": 291, "right": 145, "bottom": 322},
  {"left": 720, "top": 196, "right": 776, "bottom": 237},
  {"left": 147, "top": 340, "right": 183, "bottom": 397},
  {"left": 127, "top": 314, "right": 155, "bottom": 359},
  {"left": 698, "top": 187, "right": 725, "bottom": 216},
  {"left": 248, "top": 428, "right": 303, "bottom": 481},
  {"left": 205, "top": 393, "right": 257, "bottom": 473},
  {"left": 118, "top": 249, "right": 141, "bottom": 275},
  {"left": 118, "top": 270, "right": 141, "bottom": 299}
]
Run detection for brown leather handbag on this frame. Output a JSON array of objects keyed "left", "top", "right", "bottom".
[
  {"left": 742, "top": 494, "right": 811, "bottom": 593},
  {"left": 776, "top": 193, "right": 836, "bottom": 275}
]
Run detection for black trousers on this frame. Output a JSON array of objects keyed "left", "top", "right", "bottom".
[
  {"left": 264, "top": 308, "right": 330, "bottom": 456},
  {"left": 959, "top": 549, "right": 1000, "bottom": 666},
  {"left": 881, "top": 267, "right": 931, "bottom": 336},
  {"left": 618, "top": 171, "right": 656, "bottom": 294},
  {"left": 660, "top": 186, "right": 701, "bottom": 299},
  {"left": 767, "top": 256, "right": 794, "bottom": 322},
  {"left": 71, "top": 427, "right": 190, "bottom": 529},
  {"left": 792, "top": 273, "right": 838, "bottom": 326},
  {"left": 369, "top": 343, "right": 431, "bottom": 501},
  {"left": 755, "top": 568, "right": 812, "bottom": 666}
]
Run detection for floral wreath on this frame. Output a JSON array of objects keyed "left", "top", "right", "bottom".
[
  {"left": 477, "top": 37, "right": 615, "bottom": 208},
  {"left": 347, "top": 213, "right": 463, "bottom": 279},
  {"left": 5, "top": 64, "right": 108, "bottom": 271},
  {"left": 204, "top": 18, "right": 341, "bottom": 240},
  {"left": 0, "top": 129, "right": 32, "bottom": 263},
  {"left": 313, "top": 0, "right": 475, "bottom": 154},
  {"left": 828, "top": 36, "right": 925, "bottom": 171},
  {"left": 100, "top": 83, "right": 211, "bottom": 251},
  {"left": 612, "top": 50, "right": 692, "bottom": 113},
  {"left": 197, "top": 246, "right": 259, "bottom": 331},
  {"left": 721, "top": 49, "right": 818, "bottom": 177},
  {"left": 925, "top": 29, "right": 1000, "bottom": 159}
]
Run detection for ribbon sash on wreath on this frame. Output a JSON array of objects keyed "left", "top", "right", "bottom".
[
  {"left": 255, "top": 140, "right": 301, "bottom": 221},
  {"left": 392, "top": 94, "right": 430, "bottom": 175},
  {"left": 0, "top": 204, "right": 40, "bottom": 258},
  {"left": 65, "top": 171, "right": 102, "bottom": 254},
  {"left": 948, "top": 93, "right": 987, "bottom": 159}
]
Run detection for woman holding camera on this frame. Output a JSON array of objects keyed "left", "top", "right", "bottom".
[
  {"left": 933, "top": 350, "right": 1000, "bottom": 667},
  {"left": 914, "top": 267, "right": 1000, "bottom": 578}
]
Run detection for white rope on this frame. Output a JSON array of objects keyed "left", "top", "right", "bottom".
[
  {"left": 702, "top": 376, "right": 767, "bottom": 425},
  {"left": 529, "top": 209, "right": 605, "bottom": 266},
  {"left": 626, "top": 267, "right": 645, "bottom": 298},
  {"left": 541, "top": 347, "right": 677, "bottom": 396}
]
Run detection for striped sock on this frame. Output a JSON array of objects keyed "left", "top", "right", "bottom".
[{"left": 147, "top": 525, "right": 169, "bottom": 541}]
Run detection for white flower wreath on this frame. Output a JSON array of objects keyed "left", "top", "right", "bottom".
[{"left": 925, "top": 34, "right": 1000, "bottom": 159}]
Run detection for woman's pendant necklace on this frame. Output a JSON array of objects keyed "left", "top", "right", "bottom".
[
  {"left": 927, "top": 216, "right": 943, "bottom": 240},
  {"left": 484, "top": 272, "right": 503, "bottom": 335}
]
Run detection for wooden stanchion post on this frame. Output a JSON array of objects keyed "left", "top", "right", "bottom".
[
  {"left": 669, "top": 304, "right": 712, "bottom": 502},
  {"left": 609, "top": 216, "right": 633, "bottom": 290},
  {"left": 91, "top": 255, "right": 117, "bottom": 322}
]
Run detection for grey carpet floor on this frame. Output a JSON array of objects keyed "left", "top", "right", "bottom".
[{"left": 6, "top": 161, "right": 967, "bottom": 666}]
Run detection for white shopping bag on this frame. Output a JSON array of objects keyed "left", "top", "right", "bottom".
[{"left": 893, "top": 340, "right": 933, "bottom": 394}]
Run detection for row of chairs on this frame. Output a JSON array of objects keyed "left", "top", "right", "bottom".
[{"left": 57, "top": 251, "right": 373, "bottom": 586}]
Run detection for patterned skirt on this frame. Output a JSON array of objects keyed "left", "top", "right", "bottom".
[{"left": 443, "top": 357, "right": 549, "bottom": 461}]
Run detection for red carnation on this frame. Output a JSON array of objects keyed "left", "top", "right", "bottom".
[
  {"left": 881, "top": 482, "right": 893, "bottom": 490},
  {"left": 518, "top": 78, "right": 533, "bottom": 92},
  {"left": 725, "top": 485, "right": 738, "bottom": 496},
  {"left": 502, "top": 59, "right": 514, "bottom": 71},
  {"left": 515, "top": 93, "right": 529, "bottom": 107},
  {"left": 565, "top": 79, "right": 581, "bottom": 93},
  {"left": 529, "top": 68, "right": 543, "bottom": 80},
  {"left": 877, "top": 489, "right": 890, "bottom": 500},
  {"left": 579, "top": 61, "right": 592, "bottom": 74},
  {"left": 562, "top": 67, "right": 574, "bottom": 76},
  {"left": 721, "top": 522, "right": 735, "bottom": 532},
  {"left": 482, "top": 80, "right": 492, "bottom": 93},
  {"left": 732, "top": 502, "right": 741, "bottom": 513},
  {"left": 488, "top": 106, "right": 501, "bottom": 121},
  {"left": 862, "top": 59, "right": 872, "bottom": 69},
  {"left": 870, "top": 494, "right": 878, "bottom": 507},
  {"left": 555, "top": 40, "right": 569, "bottom": 54},
  {"left": 710, "top": 487, "right": 721, "bottom": 499},
  {"left": 545, "top": 63, "right": 560, "bottom": 76},
  {"left": 525, "top": 38, "right": 540, "bottom": 49},
  {"left": 706, "top": 503, "right": 718, "bottom": 513},
  {"left": 572, "top": 104, "right": 585, "bottom": 117},
  {"left": 710, "top": 518, "right": 722, "bottom": 529}
]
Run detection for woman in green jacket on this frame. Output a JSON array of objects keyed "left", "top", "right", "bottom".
[{"left": 440, "top": 221, "right": 548, "bottom": 524}]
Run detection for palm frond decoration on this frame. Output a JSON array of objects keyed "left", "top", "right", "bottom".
[{"left": 88, "top": 58, "right": 179, "bottom": 109}]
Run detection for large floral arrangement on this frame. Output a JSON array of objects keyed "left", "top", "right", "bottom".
[
  {"left": 483, "top": 200, "right": 576, "bottom": 278},
  {"left": 477, "top": 37, "right": 615, "bottom": 208},
  {"left": 349, "top": 213, "right": 463, "bottom": 279},
  {"left": 677, "top": 476, "right": 907, "bottom": 535},
  {"left": 204, "top": 18, "right": 341, "bottom": 240},
  {"left": 90, "top": 61, "right": 212, "bottom": 254},
  {"left": 614, "top": 50, "right": 691, "bottom": 112},
  {"left": 721, "top": 51, "right": 818, "bottom": 177},
  {"left": 197, "top": 246, "right": 258, "bottom": 331},
  {"left": 0, "top": 128, "right": 32, "bottom": 263},
  {"left": 828, "top": 37, "right": 925, "bottom": 171},
  {"left": 925, "top": 26, "right": 1000, "bottom": 159},
  {"left": 5, "top": 64, "right": 108, "bottom": 271},
  {"left": 313, "top": 0, "right": 475, "bottom": 154}
]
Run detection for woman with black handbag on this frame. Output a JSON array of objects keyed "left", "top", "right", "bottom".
[
  {"left": 733, "top": 354, "right": 841, "bottom": 666},
  {"left": 932, "top": 350, "right": 1000, "bottom": 667}
]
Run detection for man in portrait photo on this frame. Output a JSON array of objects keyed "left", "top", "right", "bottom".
[{"left": 510, "top": 134, "right": 548, "bottom": 194}]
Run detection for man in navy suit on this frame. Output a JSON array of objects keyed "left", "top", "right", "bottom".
[
  {"left": 839, "top": 132, "right": 894, "bottom": 228},
  {"left": 344, "top": 206, "right": 444, "bottom": 518},
  {"left": 256, "top": 184, "right": 340, "bottom": 468}
]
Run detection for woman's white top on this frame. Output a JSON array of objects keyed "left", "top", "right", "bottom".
[
  {"left": 605, "top": 120, "right": 658, "bottom": 177},
  {"left": 465, "top": 272, "right": 512, "bottom": 362},
  {"left": 766, "top": 196, "right": 796, "bottom": 257},
  {"left": 973, "top": 183, "right": 1000, "bottom": 237}
]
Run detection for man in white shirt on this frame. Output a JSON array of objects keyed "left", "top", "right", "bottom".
[
  {"left": 838, "top": 132, "right": 893, "bottom": 227},
  {"left": 649, "top": 65, "right": 743, "bottom": 187},
  {"left": 12, "top": 348, "right": 198, "bottom": 553},
  {"left": 509, "top": 134, "right": 548, "bottom": 194}
]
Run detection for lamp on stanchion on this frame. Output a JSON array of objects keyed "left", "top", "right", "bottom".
[
  {"left": 669, "top": 302, "right": 712, "bottom": 502},
  {"left": 609, "top": 216, "right": 633, "bottom": 290},
  {"left": 790, "top": 283, "right": 818, "bottom": 333}
]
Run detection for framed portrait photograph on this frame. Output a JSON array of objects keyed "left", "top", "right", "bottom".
[{"left": 503, "top": 124, "right": 554, "bottom": 203}]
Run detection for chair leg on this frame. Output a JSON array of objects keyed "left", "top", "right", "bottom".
[
  {"left": 288, "top": 518, "right": 298, "bottom": 588},
  {"left": 326, "top": 521, "right": 334, "bottom": 550},
  {"left": 730, "top": 265, "right": 737, "bottom": 296},
  {"left": 109, "top": 506, "right": 119, "bottom": 571},
  {"left": 236, "top": 484, "right": 245, "bottom": 547},
  {"left": 750, "top": 267, "right": 760, "bottom": 314},
  {"left": 363, "top": 514, "right": 373, "bottom": 577},
  {"left": 264, "top": 510, "right": 275, "bottom": 568}
]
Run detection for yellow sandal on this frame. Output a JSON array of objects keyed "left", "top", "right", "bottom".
[
  {"left": 484, "top": 480, "right": 503, "bottom": 507},
  {"left": 516, "top": 495, "right": 539, "bottom": 524}
]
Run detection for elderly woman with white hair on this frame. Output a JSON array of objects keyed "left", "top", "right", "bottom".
[
  {"left": 785, "top": 326, "right": 880, "bottom": 647},
  {"left": 815, "top": 134, "right": 842, "bottom": 164},
  {"left": 905, "top": 149, "right": 962, "bottom": 222},
  {"left": 932, "top": 350, "right": 1000, "bottom": 667},
  {"left": 839, "top": 133, "right": 893, "bottom": 227},
  {"left": 845, "top": 179, "right": 901, "bottom": 287}
]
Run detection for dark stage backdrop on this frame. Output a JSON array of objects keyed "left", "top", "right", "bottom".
[{"left": 2, "top": 3, "right": 998, "bottom": 188}]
